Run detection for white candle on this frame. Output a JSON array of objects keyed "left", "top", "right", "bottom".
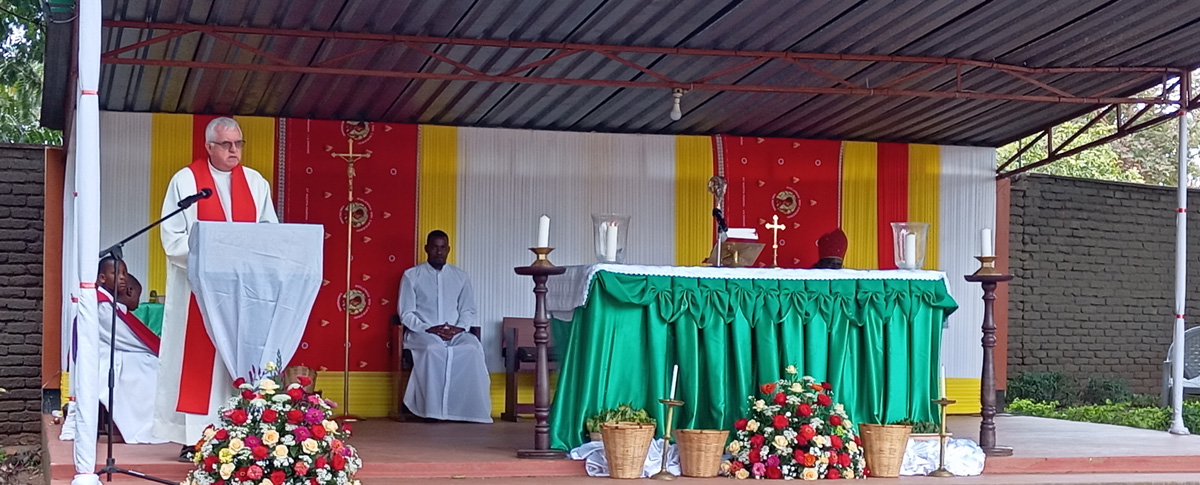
[
  {"left": 981, "top": 228, "right": 993, "bottom": 257},
  {"left": 903, "top": 233, "right": 917, "bottom": 269},
  {"left": 537, "top": 214, "right": 550, "bottom": 248},
  {"left": 939, "top": 365, "right": 947, "bottom": 400},
  {"left": 669, "top": 365, "right": 679, "bottom": 400},
  {"left": 605, "top": 222, "right": 619, "bottom": 262}
]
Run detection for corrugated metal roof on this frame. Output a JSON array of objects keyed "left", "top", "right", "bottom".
[{"left": 89, "top": 0, "right": 1200, "bottom": 147}]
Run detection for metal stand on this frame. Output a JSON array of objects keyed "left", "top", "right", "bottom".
[
  {"left": 964, "top": 270, "right": 1014, "bottom": 457},
  {"left": 926, "top": 398, "right": 957, "bottom": 477},
  {"left": 650, "top": 399, "right": 683, "bottom": 480},
  {"left": 515, "top": 248, "right": 567, "bottom": 459}
]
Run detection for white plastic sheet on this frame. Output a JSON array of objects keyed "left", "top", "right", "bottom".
[
  {"left": 900, "top": 438, "right": 986, "bottom": 476},
  {"left": 570, "top": 439, "right": 682, "bottom": 478}
]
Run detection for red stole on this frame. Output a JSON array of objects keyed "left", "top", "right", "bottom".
[
  {"left": 97, "top": 290, "right": 161, "bottom": 356},
  {"left": 177, "top": 160, "right": 257, "bottom": 414}
]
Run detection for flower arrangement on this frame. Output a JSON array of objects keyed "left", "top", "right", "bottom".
[
  {"left": 721, "top": 366, "right": 868, "bottom": 480},
  {"left": 184, "top": 358, "right": 363, "bottom": 485}
]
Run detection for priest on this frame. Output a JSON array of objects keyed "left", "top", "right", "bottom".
[
  {"left": 96, "top": 261, "right": 164, "bottom": 444},
  {"left": 153, "top": 117, "right": 278, "bottom": 459},
  {"left": 397, "top": 230, "right": 492, "bottom": 423}
]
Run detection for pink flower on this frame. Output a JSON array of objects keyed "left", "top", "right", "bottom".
[
  {"left": 765, "top": 455, "right": 780, "bottom": 467},
  {"left": 246, "top": 465, "right": 264, "bottom": 480},
  {"left": 304, "top": 408, "right": 324, "bottom": 424},
  {"left": 244, "top": 435, "right": 261, "bottom": 448},
  {"left": 751, "top": 462, "right": 766, "bottom": 477},
  {"left": 293, "top": 426, "right": 311, "bottom": 441},
  {"left": 293, "top": 461, "right": 310, "bottom": 476}
]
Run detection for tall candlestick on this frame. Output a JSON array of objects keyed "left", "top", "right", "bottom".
[
  {"left": 939, "top": 365, "right": 947, "bottom": 400},
  {"left": 669, "top": 365, "right": 679, "bottom": 400},
  {"left": 903, "top": 233, "right": 917, "bottom": 269},
  {"left": 537, "top": 214, "right": 550, "bottom": 248},
  {"left": 981, "top": 228, "right": 993, "bottom": 257},
  {"left": 605, "top": 222, "right": 619, "bottom": 262}
]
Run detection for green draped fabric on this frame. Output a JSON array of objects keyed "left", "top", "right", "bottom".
[
  {"left": 131, "top": 301, "right": 164, "bottom": 336},
  {"left": 548, "top": 271, "right": 958, "bottom": 451}
]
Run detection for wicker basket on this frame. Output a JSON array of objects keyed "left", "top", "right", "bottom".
[
  {"left": 674, "top": 429, "right": 728, "bottom": 478},
  {"left": 283, "top": 365, "right": 317, "bottom": 393},
  {"left": 858, "top": 423, "right": 911, "bottom": 478},
  {"left": 600, "top": 422, "right": 656, "bottom": 479}
]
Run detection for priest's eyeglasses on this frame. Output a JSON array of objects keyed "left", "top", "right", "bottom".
[{"left": 210, "top": 140, "right": 246, "bottom": 151}]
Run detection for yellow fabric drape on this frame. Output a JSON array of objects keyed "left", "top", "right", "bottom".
[
  {"left": 234, "top": 115, "right": 277, "bottom": 192},
  {"left": 840, "top": 141, "right": 878, "bottom": 269},
  {"left": 909, "top": 144, "right": 940, "bottom": 270},
  {"left": 148, "top": 113, "right": 193, "bottom": 293},
  {"left": 674, "top": 136, "right": 714, "bottom": 266},
  {"left": 417, "top": 126, "right": 459, "bottom": 264}
]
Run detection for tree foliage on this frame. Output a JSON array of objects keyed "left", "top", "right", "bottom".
[{"left": 1, "top": 0, "right": 62, "bottom": 144}]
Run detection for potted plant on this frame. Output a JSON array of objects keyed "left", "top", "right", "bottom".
[
  {"left": 895, "top": 419, "right": 944, "bottom": 440},
  {"left": 585, "top": 403, "right": 654, "bottom": 443}
]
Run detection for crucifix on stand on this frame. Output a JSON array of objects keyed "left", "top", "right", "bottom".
[
  {"left": 332, "top": 138, "right": 371, "bottom": 422},
  {"left": 765, "top": 214, "right": 786, "bottom": 267}
]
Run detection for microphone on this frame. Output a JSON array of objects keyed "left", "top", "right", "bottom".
[
  {"left": 177, "top": 188, "right": 213, "bottom": 208},
  {"left": 712, "top": 208, "right": 728, "bottom": 233}
]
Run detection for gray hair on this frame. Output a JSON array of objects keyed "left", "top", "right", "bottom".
[{"left": 205, "top": 117, "right": 242, "bottom": 142}]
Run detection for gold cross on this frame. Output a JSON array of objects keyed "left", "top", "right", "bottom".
[
  {"left": 765, "top": 214, "right": 786, "bottom": 267},
  {"left": 332, "top": 139, "right": 371, "bottom": 183}
]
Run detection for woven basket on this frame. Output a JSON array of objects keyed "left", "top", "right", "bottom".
[
  {"left": 283, "top": 365, "right": 317, "bottom": 393},
  {"left": 600, "top": 422, "right": 656, "bottom": 479},
  {"left": 859, "top": 423, "right": 911, "bottom": 478},
  {"left": 674, "top": 429, "right": 728, "bottom": 478}
]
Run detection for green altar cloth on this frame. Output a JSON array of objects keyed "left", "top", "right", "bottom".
[
  {"left": 131, "top": 302, "right": 164, "bottom": 337},
  {"left": 547, "top": 270, "right": 958, "bottom": 451}
]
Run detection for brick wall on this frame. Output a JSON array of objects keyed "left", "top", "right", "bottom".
[
  {"left": 0, "top": 143, "right": 45, "bottom": 446},
  {"left": 1009, "top": 173, "right": 1200, "bottom": 394}
]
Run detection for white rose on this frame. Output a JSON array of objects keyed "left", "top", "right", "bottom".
[
  {"left": 773, "top": 435, "right": 789, "bottom": 449},
  {"left": 219, "top": 463, "right": 234, "bottom": 480},
  {"left": 785, "top": 365, "right": 798, "bottom": 375},
  {"left": 302, "top": 438, "right": 320, "bottom": 454},
  {"left": 745, "top": 420, "right": 759, "bottom": 432},
  {"left": 274, "top": 444, "right": 289, "bottom": 458},
  {"left": 790, "top": 382, "right": 804, "bottom": 393},
  {"left": 323, "top": 420, "right": 338, "bottom": 432},
  {"left": 727, "top": 440, "right": 742, "bottom": 454},
  {"left": 754, "top": 399, "right": 766, "bottom": 411}
]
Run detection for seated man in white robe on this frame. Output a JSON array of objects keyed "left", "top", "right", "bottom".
[
  {"left": 397, "top": 230, "right": 492, "bottom": 423},
  {"left": 96, "top": 257, "right": 165, "bottom": 444}
]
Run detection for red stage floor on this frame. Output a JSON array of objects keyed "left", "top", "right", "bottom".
[{"left": 47, "top": 415, "right": 1200, "bottom": 483}]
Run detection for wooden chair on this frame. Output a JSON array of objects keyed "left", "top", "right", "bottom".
[
  {"left": 501, "top": 317, "right": 558, "bottom": 421},
  {"left": 389, "top": 314, "right": 414, "bottom": 421}
]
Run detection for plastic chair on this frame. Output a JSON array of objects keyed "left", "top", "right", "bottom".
[{"left": 1160, "top": 326, "right": 1200, "bottom": 406}]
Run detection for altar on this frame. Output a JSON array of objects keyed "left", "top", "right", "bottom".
[{"left": 545, "top": 264, "right": 958, "bottom": 451}]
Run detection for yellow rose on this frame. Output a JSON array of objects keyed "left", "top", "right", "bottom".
[
  {"left": 323, "top": 420, "right": 338, "bottom": 432},
  {"left": 745, "top": 420, "right": 759, "bottom": 432},
  {"left": 260, "top": 479, "right": 274, "bottom": 485},
  {"left": 203, "top": 428, "right": 216, "bottom": 440},
  {"left": 720, "top": 461, "right": 732, "bottom": 475},
  {"left": 258, "top": 379, "right": 280, "bottom": 394},
  {"left": 753, "top": 399, "right": 766, "bottom": 411},
  {"left": 727, "top": 440, "right": 742, "bottom": 454},
  {"left": 773, "top": 435, "right": 789, "bottom": 449},
  {"left": 802, "top": 467, "right": 818, "bottom": 480},
  {"left": 218, "top": 447, "right": 233, "bottom": 463},
  {"left": 847, "top": 442, "right": 859, "bottom": 453},
  {"left": 818, "top": 453, "right": 829, "bottom": 464},
  {"left": 219, "top": 463, "right": 234, "bottom": 480},
  {"left": 844, "top": 469, "right": 855, "bottom": 479},
  {"left": 734, "top": 469, "right": 750, "bottom": 479},
  {"left": 785, "top": 365, "right": 798, "bottom": 375},
  {"left": 263, "top": 430, "right": 280, "bottom": 447},
  {"left": 274, "top": 444, "right": 289, "bottom": 458},
  {"left": 265, "top": 361, "right": 277, "bottom": 371},
  {"left": 302, "top": 438, "right": 320, "bottom": 454},
  {"left": 790, "top": 382, "right": 804, "bottom": 393},
  {"left": 812, "top": 435, "right": 827, "bottom": 447},
  {"left": 228, "top": 438, "right": 244, "bottom": 453}
]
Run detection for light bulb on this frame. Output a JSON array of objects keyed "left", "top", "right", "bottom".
[{"left": 670, "top": 89, "right": 683, "bottom": 121}]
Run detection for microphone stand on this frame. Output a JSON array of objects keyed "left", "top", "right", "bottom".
[
  {"left": 94, "top": 203, "right": 192, "bottom": 484},
  {"left": 712, "top": 208, "right": 728, "bottom": 268}
]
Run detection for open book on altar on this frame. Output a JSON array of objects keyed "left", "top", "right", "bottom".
[
  {"left": 187, "top": 222, "right": 323, "bottom": 379},
  {"left": 704, "top": 228, "right": 764, "bottom": 267}
]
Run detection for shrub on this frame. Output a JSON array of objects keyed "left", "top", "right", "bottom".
[
  {"left": 886, "top": 418, "right": 940, "bottom": 434},
  {"left": 1007, "top": 371, "right": 1077, "bottom": 405},
  {"left": 1078, "top": 377, "right": 1133, "bottom": 405}
]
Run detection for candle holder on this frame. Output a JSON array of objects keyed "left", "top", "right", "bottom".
[
  {"left": 650, "top": 399, "right": 684, "bottom": 480},
  {"left": 529, "top": 247, "right": 556, "bottom": 267},
  {"left": 927, "top": 398, "right": 957, "bottom": 477},
  {"left": 972, "top": 255, "right": 1000, "bottom": 276}
]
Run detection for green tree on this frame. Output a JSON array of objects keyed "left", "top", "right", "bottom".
[{"left": 1, "top": 0, "right": 61, "bottom": 144}]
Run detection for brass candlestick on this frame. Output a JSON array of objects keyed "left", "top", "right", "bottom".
[
  {"left": 651, "top": 399, "right": 684, "bottom": 480},
  {"left": 529, "top": 247, "right": 556, "bottom": 267},
  {"left": 972, "top": 255, "right": 1000, "bottom": 276},
  {"left": 927, "top": 398, "right": 957, "bottom": 478}
]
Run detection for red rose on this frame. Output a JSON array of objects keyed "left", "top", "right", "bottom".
[
  {"left": 214, "top": 428, "right": 229, "bottom": 441},
  {"left": 766, "top": 466, "right": 782, "bottom": 479},
  {"left": 270, "top": 470, "right": 287, "bottom": 484},
  {"left": 749, "top": 434, "right": 765, "bottom": 448},
  {"left": 246, "top": 465, "right": 264, "bottom": 480},
  {"left": 803, "top": 453, "right": 816, "bottom": 467},
  {"left": 262, "top": 409, "right": 278, "bottom": 423},
  {"left": 817, "top": 393, "right": 832, "bottom": 406},
  {"left": 827, "top": 469, "right": 841, "bottom": 479},
  {"left": 793, "top": 449, "right": 805, "bottom": 462},
  {"left": 344, "top": 423, "right": 353, "bottom": 435},
  {"left": 312, "top": 425, "right": 327, "bottom": 439},
  {"left": 332, "top": 454, "right": 346, "bottom": 471},
  {"left": 229, "top": 409, "right": 248, "bottom": 425},
  {"left": 839, "top": 453, "right": 852, "bottom": 467},
  {"left": 288, "top": 387, "right": 305, "bottom": 401},
  {"left": 287, "top": 410, "right": 304, "bottom": 424},
  {"left": 821, "top": 382, "right": 832, "bottom": 391},
  {"left": 799, "top": 424, "right": 816, "bottom": 441},
  {"left": 772, "top": 414, "right": 789, "bottom": 429},
  {"left": 760, "top": 383, "right": 776, "bottom": 395},
  {"left": 734, "top": 418, "right": 749, "bottom": 431},
  {"left": 235, "top": 468, "right": 249, "bottom": 481},
  {"left": 830, "top": 435, "right": 843, "bottom": 449},
  {"left": 202, "top": 455, "right": 218, "bottom": 471},
  {"left": 252, "top": 446, "right": 269, "bottom": 460},
  {"left": 748, "top": 448, "right": 762, "bottom": 463},
  {"left": 797, "top": 403, "right": 813, "bottom": 417},
  {"left": 773, "top": 392, "right": 787, "bottom": 405},
  {"left": 233, "top": 377, "right": 247, "bottom": 388},
  {"left": 241, "top": 389, "right": 256, "bottom": 400},
  {"left": 829, "top": 414, "right": 842, "bottom": 426},
  {"left": 730, "top": 460, "right": 743, "bottom": 472},
  {"left": 854, "top": 435, "right": 861, "bottom": 445},
  {"left": 298, "top": 375, "right": 313, "bottom": 387},
  {"left": 314, "top": 456, "right": 328, "bottom": 469}
]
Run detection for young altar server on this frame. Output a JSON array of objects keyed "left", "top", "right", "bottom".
[
  {"left": 96, "top": 259, "right": 165, "bottom": 444},
  {"left": 397, "top": 230, "right": 492, "bottom": 423}
]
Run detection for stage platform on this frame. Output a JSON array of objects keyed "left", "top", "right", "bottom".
[{"left": 47, "top": 414, "right": 1200, "bottom": 483}]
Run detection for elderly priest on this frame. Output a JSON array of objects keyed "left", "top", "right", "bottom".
[{"left": 397, "top": 230, "right": 492, "bottom": 423}]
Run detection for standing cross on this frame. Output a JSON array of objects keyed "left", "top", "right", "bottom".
[
  {"left": 765, "top": 214, "right": 786, "bottom": 268},
  {"left": 331, "top": 138, "right": 370, "bottom": 420}
]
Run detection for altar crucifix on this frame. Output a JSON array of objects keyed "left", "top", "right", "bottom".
[
  {"left": 765, "top": 214, "right": 786, "bottom": 267},
  {"left": 331, "top": 138, "right": 371, "bottom": 421}
]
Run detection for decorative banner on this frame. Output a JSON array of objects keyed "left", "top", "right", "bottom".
[
  {"left": 280, "top": 119, "right": 418, "bottom": 372},
  {"left": 717, "top": 136, "right": 843, "bottom": 268}
]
